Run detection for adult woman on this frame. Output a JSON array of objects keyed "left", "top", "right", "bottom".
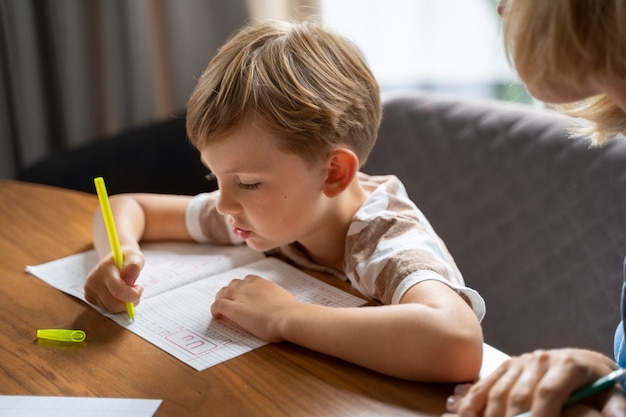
[{"left": 446, "top": 0, "right": 626, "bottom": 416}]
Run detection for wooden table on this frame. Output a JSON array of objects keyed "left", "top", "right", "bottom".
[{"left": 0, "top": 180, "right": 507, "bottom": 417}]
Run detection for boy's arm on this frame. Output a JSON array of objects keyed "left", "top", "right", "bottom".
[
  {"left": 93, "top": 193, "right": 193, "bottom": 257},
  {"left": 283, "top": 279, "right": 483, "bottom": 382},
  {"left": 212, "top": 277, "right": 483, "bottom": 382}
]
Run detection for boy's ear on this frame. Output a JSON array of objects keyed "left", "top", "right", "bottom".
[{"left": 323, "top": 148, "right": 359, "bottom": 198}]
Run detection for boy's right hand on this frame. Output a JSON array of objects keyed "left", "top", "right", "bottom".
[{"left": 84, "top": 248, "right": 145, "bottom": 313}]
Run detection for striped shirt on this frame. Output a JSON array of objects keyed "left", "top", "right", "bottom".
[{"left": 185, "top": 172, "right": 485, "bottom": 320}]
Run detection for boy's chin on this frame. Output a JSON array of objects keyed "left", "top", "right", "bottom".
[{"left": 243, "top": 238, "right": 275, "bottom": 253}]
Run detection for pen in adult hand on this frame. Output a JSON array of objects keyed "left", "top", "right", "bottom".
[
  {"left": 94, "top": 177, "right": 136, "bottom": 323},
  {"left": 515, "top": 368, "right": 626, "bottom": 417}
]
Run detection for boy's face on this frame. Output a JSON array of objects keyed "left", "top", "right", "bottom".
[{"left": 200, "top": 123, "right": 329, "bottom": 252}]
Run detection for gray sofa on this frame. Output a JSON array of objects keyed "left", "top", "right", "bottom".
[{"left": 364, "top": 91, "right": 626, "bottom": 357}]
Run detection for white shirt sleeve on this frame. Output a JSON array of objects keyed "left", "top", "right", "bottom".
[{"left": 185, "top": 193, "right": 212, "bottom": 242}]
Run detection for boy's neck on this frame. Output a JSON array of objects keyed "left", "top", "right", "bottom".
[{"left": 297, "top": 179, "right": 367, "bottom": 272}]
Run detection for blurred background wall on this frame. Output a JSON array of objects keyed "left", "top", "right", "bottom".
[{"left": 0, "top": 0, "right": 524, "bottom": 181}]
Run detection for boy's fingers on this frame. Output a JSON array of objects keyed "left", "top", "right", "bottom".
[
  {"left": 120, "top": 250, "right": 144, "bottom": 285},
  {"left": 122, "top": 249, "right": 144, "bottom": 268},
  {"left": 86, "top": 288, "right": 127, "bottom": 314},
  {"left": 210, "top": 298, "right": 229, "bottom": 319},
  {"left": 121, "top": 263, "right": 142, "bottom": 286},
  {"left": 107, "top": 281, "right": 143, "bottom": 306}
]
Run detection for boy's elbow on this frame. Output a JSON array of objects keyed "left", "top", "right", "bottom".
[
  {"left": 442, "top": 330, "right": 483, "bottom": 382},
  {"left": 402, "top": 326, "right": 484, "bottom": 382}
]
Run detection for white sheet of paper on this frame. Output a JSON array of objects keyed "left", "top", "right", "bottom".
[
  {"left": 26, "top": 242, "right": 366, "bottom": 371},
  {"left": 0, "top": 396, "right": 161, "bottom": 417}
]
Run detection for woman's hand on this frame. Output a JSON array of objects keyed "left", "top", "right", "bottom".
[
  {"left": 444, "top": 348, "right": 626, "bottom": 417},
  {"left": 84, "top": 247, "right": 145, "bottom": 313}
]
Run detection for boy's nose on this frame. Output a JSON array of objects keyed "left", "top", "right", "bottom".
[{"left": 215, "top": 189, "right": 241, "bottom": 215}]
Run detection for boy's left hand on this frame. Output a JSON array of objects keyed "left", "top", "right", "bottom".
[{"left": 211, "top": 274, "right": 301, "bottom": 342}]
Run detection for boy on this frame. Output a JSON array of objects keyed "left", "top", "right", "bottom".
[{"left": 85, "top": 19, "right": 484, "bottom": 382}]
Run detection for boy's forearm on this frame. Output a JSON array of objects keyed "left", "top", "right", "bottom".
[
  {"left": 92, "top": 195, "right": 145, "bottom": 258},
  {"left": 279, "top": 301, "right": 483, "bottom": 382},
  {"left": 92, "top": 193, "right": 194, "bottom": 258}
]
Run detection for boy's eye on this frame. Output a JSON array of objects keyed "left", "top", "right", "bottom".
[{"left": 237, "top": 181, "right": 260, "bottom": 190}]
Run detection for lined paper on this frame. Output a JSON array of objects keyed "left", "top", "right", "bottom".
[{"left": 26, "top": 242, "right": 366, "bottom": 371}]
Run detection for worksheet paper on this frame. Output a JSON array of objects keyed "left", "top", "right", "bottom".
[
  {"left": 26, "top": 242, "right": 366, "bottom": 371},
  {"left": 0, "top": 396, "right": 161, "bottom": 417}
]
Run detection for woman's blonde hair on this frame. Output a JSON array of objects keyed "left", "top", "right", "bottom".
[
  {"left": 186, "top": 19, "right": 381, "bottom": 166},
  {"left": 501, "top": 0, "right": 626, "bottom": 144}
]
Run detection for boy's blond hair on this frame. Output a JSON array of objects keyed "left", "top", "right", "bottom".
[
  {"left": 186, "top": 20, "right": 382, "bottom": 166},
  {"left": 501, "top": 0, "right": 626, "bottom": 144}
]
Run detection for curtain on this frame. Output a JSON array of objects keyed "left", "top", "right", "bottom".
[
  {"left": 246, "top": 0, "right": 319, "bottom": 21},
  {"left": 0, "top": 0, "right": 249, "bottom": 179}
]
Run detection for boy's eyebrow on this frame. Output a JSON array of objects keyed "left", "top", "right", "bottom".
[{"left": 214, "top": 164, "right": 271, "bottom": 176}]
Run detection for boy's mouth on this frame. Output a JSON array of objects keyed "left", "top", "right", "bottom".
[{"left": 233, "top": 226, "right": 251, "bottom": 240}]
